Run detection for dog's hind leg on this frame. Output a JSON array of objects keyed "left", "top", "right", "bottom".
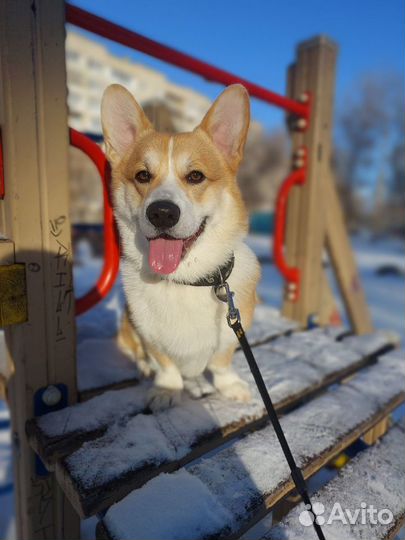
[{"left": 117, "top": 308, "right": 152, "bottom": 378}]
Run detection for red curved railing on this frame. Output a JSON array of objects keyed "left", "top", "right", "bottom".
[
  {"left": 273, "top": 156, "right": 307, "bottom": 300},
  {"left": 69, "top": 129, "right": 120, "bottom": 316}
]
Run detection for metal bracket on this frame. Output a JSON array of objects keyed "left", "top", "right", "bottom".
[
  {"left": 34, "top": 384, "right": 68, "bottom": 476},
  {"left": 0, "top": 263, "right": 28, "bottom": 327}
]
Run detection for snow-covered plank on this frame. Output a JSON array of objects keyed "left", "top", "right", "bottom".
[
  {"left": 97, "top": 356, "right": 405, "bottom": 540},
  {"left": 264, "top": 424, "right": 405, "bottom": 540},
  {"left": 342, "top": 329, "right": 399, "bottom": 357},
  {"left": 26, "top": 329, "right": 392, "bottom": 473},
  {"left": 76, "top": 305, "right": 299, "bottom": 398},
  {"left": 244, "top": 304, "right": 298, "bottom": 346},
  {"left": 27, "top": 330, "right": 359, "bottom": 468}
]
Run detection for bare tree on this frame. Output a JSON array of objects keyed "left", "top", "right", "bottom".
[{"left": 335, "top": 72, "right": 404, "bottom": 232}]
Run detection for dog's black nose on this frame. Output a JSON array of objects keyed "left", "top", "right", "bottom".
[{"left": 146, "top": 200, "right": 181, "bottom": 229}]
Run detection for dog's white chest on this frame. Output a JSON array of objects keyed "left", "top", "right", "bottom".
[{"left": 122, "top": 268, "right": 234, "bottom": 377}]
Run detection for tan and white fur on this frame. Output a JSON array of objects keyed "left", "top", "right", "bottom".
[{"left": 101, "top": 83, "right": 260, "bottom": 411}]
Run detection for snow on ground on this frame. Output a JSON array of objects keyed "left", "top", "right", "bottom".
[
  {"left": 247, "top": 234, "right": 405, "bottom": 344},
  {"left": 0, "top": 233, "right": 404, "bottom": 539}
]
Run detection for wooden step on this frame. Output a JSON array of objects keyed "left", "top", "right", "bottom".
[
  {"left": 27, "top": 329, "right": 390, "bottom": 469},
  {"left": 96, "top": 353, "right": 404, "bottom": 539},
  {"left": 26, "top": 332, "right": 395, "bottom": 519},
  {"left": 263, "top": 422, "right": 405, "bottom": 540},
  {"left": 26, "top": 329, "right": 386, "bottom": 470}
]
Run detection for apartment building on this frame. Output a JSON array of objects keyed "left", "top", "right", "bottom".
[{"left": 66, "top": 31, "right": 212, "bottom": 133}]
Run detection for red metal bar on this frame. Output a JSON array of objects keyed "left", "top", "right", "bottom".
[
  {"left": 65, "top": 4, "right": 309, "bottom": 119},
  {"left": 70, "top": 129, "right": 120, "bottom": 316},
  {"left": 273, "top": 166, "right": 306, "bottom": 294}
]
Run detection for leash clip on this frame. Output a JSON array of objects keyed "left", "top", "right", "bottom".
[{"left": 214, "top": 281, "right": 240, "bottom": 327}]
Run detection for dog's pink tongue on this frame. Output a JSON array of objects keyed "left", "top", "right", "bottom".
[{"left": 149, "top": 238, "right": 184, "bottom": 274}]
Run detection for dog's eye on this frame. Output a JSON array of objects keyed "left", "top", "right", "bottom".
[
  {"left": 135, "top": 170, "right": 152, "bottom": 183},
  {"left": 186, "top": 170, "right": 205, "bottom": 184}
]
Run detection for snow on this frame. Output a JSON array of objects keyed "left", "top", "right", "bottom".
[
  {"left": 36, "top": 384, "right": 150, "bottom": 439},
  {"left": 0, "top": 401, "right": 14, "bottom": 540},
  {"left": 100, "top": 356, "right": 404, "bottom": 540},
  {"left": 103, "top": 469, "right": 233, "bottom": 540},
  {"left": 248, "top": 234, "right": 405, "bottom": 345},
  {"left": 267, "top": 426, "right": 405, "bottom": 540}
]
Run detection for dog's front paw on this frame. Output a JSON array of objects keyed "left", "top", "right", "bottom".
[
  {"left": 218, "top": 380, "right": 251, "bottom": 402},
  {"left": 147, "top": 387, "right": 182, "bottom": 412}
]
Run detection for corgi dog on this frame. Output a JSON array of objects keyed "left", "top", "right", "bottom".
[{"left": 101, "top": 83, "right": 260, "bottom": 411}]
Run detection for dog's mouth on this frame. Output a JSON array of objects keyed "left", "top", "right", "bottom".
[{"left": 147, "top": 218, "right": 207, "bottom": 275}]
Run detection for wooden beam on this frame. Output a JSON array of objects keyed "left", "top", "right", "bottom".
[
  {"left": 0, "top": 1, "right": 79, "bottom": 538},
  {"left": 324, "top": 168, "right": 373, "bottom": 334},
  {"left": 318, "top": 270, "right": 342, "bottom": 326},
  {"left": 282, "top": 36, "right": 338, "bottom": 326}
]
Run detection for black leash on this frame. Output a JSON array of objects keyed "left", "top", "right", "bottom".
[{"left": 215, "top": 281, "right": 325, "bottom": 540}]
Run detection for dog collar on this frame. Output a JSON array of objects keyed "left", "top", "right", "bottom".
[{"left": 172, "top": 254, "right": 235, "bottom": 287}]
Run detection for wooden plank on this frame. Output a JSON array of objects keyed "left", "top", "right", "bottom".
[
  {"left": 362, "top": 416, "right": 390, "bottom": 445},
  {"left": 325, "top": 168, "right": 373, "bottom": 334},
  {"left": 0, "top": 1, "right": 79, "bottom": 538},
  {"left": 264, "top": 424, "right": 405, "bottom": 540},
  {"left": 97, "top": 355, "right": 405, "bottom": 540},
  {"left": 30, "top": 337, "right": 395, "bottom": 518},
  {"left": 26, "top": 330, "right": 385, "bottom": 469},
  {"left": 282, "top": 36, "right": 338, "bottom": 326}
]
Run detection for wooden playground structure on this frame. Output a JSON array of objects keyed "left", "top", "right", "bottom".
[{"left": 0, "top": 1, "right": 403, "bottom": 539}]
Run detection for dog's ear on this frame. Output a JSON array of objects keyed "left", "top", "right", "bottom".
[
  {"left": 197, "top": 84, "right": 250, "bottom": 170},
  {"left": 101, "top": 84, "right": 152, "bottom": 164}
]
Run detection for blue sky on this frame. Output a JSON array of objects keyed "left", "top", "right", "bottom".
[{"left": 69, "top": 0, "right": 404, "bottom": 132}]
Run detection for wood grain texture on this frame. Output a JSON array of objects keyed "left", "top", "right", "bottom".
[{"left": 0, "top": 1, "right": 79, "bottom": 538}]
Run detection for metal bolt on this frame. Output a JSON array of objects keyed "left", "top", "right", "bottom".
[
  {"left": 299, "top": 92, "right": 309, "bottom": 103},
  {"left": 42, "top": 385, "right": 62, "bottom": 407},
  {"left": 293, "top": 159, "right": 304, "bottom": 169},
  {"left": 295, "top": 118, "right": 307, "bottom": 130},
  {"left": 295, "top": 147, "right": 306, "bottom": 158},
  {"left": 287, "top": 292, "right": 296, "bottom": 301},
  {"left": 288, "top": 282, "right": 298, "bottom": 291}
]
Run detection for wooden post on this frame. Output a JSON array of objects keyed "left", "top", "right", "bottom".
[
  {"left": 282, "top": 36, "right": 372, "bottom": 333},
  {"left": 282, "top": 36, "right": 338, "bottom": 326},
  {"left": 283, "top": 60, "right": 339, "bottom": 327},
  {"left": 0, "top": 1, "right": 79, "bottom": 538}
]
